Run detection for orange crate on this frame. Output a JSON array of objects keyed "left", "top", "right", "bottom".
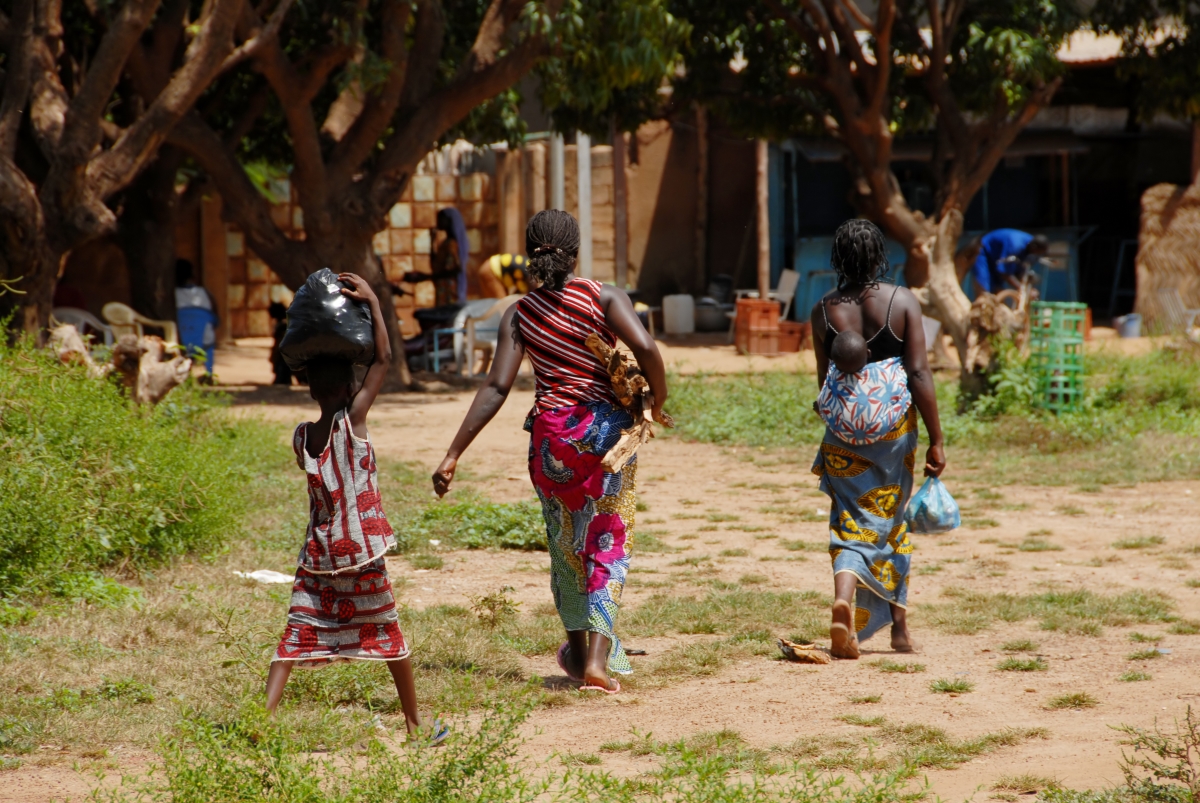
[
  {"left": 736, "top": 329, "right": 779, "bottom": 356},
  {"left": 735, "top": 298, "right": 781, "bottom": 332},
  {"left": 778, "top": 321, "right": 811, "bottom": 352}
]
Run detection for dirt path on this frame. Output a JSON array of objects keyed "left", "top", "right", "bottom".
[
  {"left": 239, "top": 388, "right": 1200, "bottom": 800},
  {"left": 9, "top": 382, "right": 1198, "bottom": 802}
]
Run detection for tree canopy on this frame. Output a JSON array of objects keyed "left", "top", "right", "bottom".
[{"left": 1093, "top": 0, "right": 1200, "bottom": 123}]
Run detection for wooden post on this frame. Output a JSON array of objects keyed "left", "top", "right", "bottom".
[
  {"left": 755, "top": 139, "right": 770, "bottom": 299},
  {"left": 499, "top": 147, "right": 524, "bottom": 256},
  {"left": 577, "top": 132, "right": 593, "bottom": 279},
  {"left": 695, "top": 105, "right": 708, "bottom": 289},
  {"left": 611, "top": 119, "right": 629, "bottom": 289},
  {"left": 1192, "top": 121, "right": 1200, "bottom": 184},
  {"left": 526, "top": 141, "right": 547, "bottom": 219},
  {"left": 1061, "top": 151, "right": 1070, "bottom": 225},
  {"left": 200, "top": 194, "right": 231, "bottom": 344},
  {"left": 550, "top": 133, "right": 565, "bottom": 209}
]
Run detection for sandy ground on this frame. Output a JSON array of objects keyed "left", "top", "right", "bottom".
[{"left": 8, "top": 333, "right": 1197, "bottom": 802}]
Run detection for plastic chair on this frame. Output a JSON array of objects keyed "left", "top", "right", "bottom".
[
  {"left": 463, "top": 295, "right": 522, "bottom": 376},
  {"left": 51, "top": 307, "right": 114, "bottom": 346},
  {"left": 1156, "top": 288, "right": 1200, "bottom": 333},
  {"left": 102, "top": 302, "right": 179, "bottom": 344},
  {"left": 727, "top": 269, "right": 802, "bottom": 341},
  {"left": 424, "top": 300, "right": 495, "bottom": 373}
]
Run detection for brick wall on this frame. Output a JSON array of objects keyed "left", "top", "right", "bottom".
[{"left": 223, "top": 173, "right": 499, "bottom": 339}]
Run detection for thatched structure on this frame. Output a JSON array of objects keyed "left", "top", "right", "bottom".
[{"left": 1136, "top": 182, "right": 1200, "bottom": 329}]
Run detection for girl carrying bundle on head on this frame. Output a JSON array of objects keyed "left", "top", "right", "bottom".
[
  {"left": 433, "top": 210, "right": 668, "bottom": 694},
  {"left": 267, "top": 273, "right": 446, "bottom": 744},
  {"left": 810, "top": 220, "right": 946, "bottom": 659}
]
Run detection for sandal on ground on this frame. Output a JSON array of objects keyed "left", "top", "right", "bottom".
[
  {"left": 578, "top": 679, "right": 621, "bottom": 695},
  {"left": 407, "top": 718, "right": 450, "bottom": 747},
  {"left": 557, "top": 642, "right": 584, "bottom": 683}
]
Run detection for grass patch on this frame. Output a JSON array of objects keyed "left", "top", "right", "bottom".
[
  {"left": 624, "top": 588, "right": 827, "bottom": 642},
  {"left": 997, "top": 657, "right": 1048, "bottom": 672},
  {"left": 1128, "top": 632, "right": 1162, "bottom": 643},
  {"left": 871, "top": 659, "right": 926, "bottom": 674},
  {"left": 1113, "top": 535, "right": 1166, "bottom": 550},
  {"left": 739, "top": 573, "right": 769, "bottom": 585},
  {"left": 1127, "top": 649, "right": 1162, "bottom": 661},
  {"left": 1046, "top": 692, "right": 1099, "bottom": 710},
  {"left": 849, "top": 694, "right": 882, "bottom": 704},
  {"left": 929, "top": 678, "right": 975, "bottom": 694},
  {"left": 408, "top": 553, "right": 444, "bottom": 570},
  {"left": 921, "top": 587, "right": 1176, "bottom": 637},
  {"left": 1019, "top": 538, "right": 1063, "bottom": 552},
  {"left": 1119, "top": 670, "right": 1152, "bottom": 682},
  {"left": 779, "top": 539, "right": 824, "bottom": 552},
  {"left": 1168, "top": 619, "right": 1200, "bottom": 635},
  {"left": 1001, "top": 639, "right": 1039, "bottom": 652},
  {"left": 1185, "top": 578, "right": 1200, "bottom": 589},
  {"left": 719, "top": 548, "right": 749, "bottom": 558},
  {"left": 991, "top": 774, "right": 1058, "bottom": 796}
]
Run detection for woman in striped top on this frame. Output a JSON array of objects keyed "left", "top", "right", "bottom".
[{"left": 433, "top": 210, "right": 667, "bottom": 694}]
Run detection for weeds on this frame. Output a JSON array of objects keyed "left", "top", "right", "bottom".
[
  {"left": 1113, "top": 536, "right": 1166, "bottom": 550},
  {"left": 1047, "top": 692, "right": 1099, "bottom": 710},
  {"left": 930, "top": 678, "right": 975, "bottom": 694},
  {"left": 1001, "top": 639, "right": 1040, "bottom": 652},
  {"left": 871, "top": 659, "right": 926, "bottom": 674},
  {"left": 922, "top": 587, "right": 1175, "bottom": 637},
  {"left": 1119, "top": 671, "right": 1153, "bottom": 682},
  {"left": 1169, "top": 620, "right": 1200, "bottom": 635},
  {"left": 997, "top": 657, "right": 1048, "bottom": 672},
  {"left": 1127, "top": 649, "right": 1162, "bottom": 661},
  {"left": 1128, "top": 632, "right": 1163, "bottom": 643},
  {"left": 849, "top": 694, "right": 882, "bottom": 704}
]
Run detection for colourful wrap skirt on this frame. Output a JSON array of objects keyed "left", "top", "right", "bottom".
[
  {"left": 527, "top": 401, "right": 637, "bottom": 675},
  {"left": 812, "top": 406, "right": 919, "bottom": 643}
]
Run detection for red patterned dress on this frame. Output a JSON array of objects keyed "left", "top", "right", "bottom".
[{"left": 274, "top": 409, "right": 408, "bottom": 667}]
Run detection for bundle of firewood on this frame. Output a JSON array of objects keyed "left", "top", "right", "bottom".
[{"left": 584, "top": 333, "right": 673, "bottom": 473}]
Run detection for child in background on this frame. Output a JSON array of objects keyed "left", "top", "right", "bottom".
[
  {"left": 266, "top": 273, "right": 446, "bottom": 744},
  {"left": 268, "top": 302, "right": 292, "bottom": 386}
]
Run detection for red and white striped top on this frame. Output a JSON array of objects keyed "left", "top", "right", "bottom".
[
  {"left": 516, "top": 278, "right": 618, "bottom": 415},
  {"left": 292, "top": 409, "right": 395, "bottom": 574}
]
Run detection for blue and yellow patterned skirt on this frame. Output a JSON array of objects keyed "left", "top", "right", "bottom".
[
  {"left": 812, "top": 406, "right": 919, "bottom": 643},
  {"left": 527, "top": 401, "right": 636, "bottom": 675}
]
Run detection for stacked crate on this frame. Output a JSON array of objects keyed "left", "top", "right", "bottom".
[
  {"left": 734, "top": 298, "right": 781, "bottom": 355},
  {"left": 1029, "top": 301, "right": 1087, "bottom": 413}
]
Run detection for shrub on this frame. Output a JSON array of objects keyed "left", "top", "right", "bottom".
[{"left": 0, "top": 336, "right": 277, "bottom": 598}]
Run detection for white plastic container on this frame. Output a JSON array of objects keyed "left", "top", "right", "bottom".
[
  {"left": 662, "top": 294, "right": 695, "bottom": 335},
  {"left": 1115, "top": 313, "right": 1142, "bottom": 338}
]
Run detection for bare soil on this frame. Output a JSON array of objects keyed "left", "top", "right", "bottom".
[{"left": 6, "top": 337, "right": 1198, "bottom": 802}]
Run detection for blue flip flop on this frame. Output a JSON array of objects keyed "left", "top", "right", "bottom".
[{"left": 408, "top": 717, "right": 450, "bottom": 747}]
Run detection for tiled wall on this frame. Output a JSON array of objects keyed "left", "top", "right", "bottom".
[{"left": 223, "top": 173, "right": 499, "bottom": 339}]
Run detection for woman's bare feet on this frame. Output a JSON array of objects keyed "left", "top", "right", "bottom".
[
  {"left": 890, "top": 623, "right": 917, "bottom": 653},
  {"left": 830, "top": 600, "right": 860, "bottom": 659}
]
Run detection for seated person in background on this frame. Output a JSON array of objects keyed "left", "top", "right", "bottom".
[
  {"left": 971, "top": 229, "right": 1049, "bottom": 296},
  {"left": 269, "top": 302, "right": 292, "bottom": 386},
  {"left": 830, "top": 330, "right": 868, "bottom": 375},
  {"left": 402, "top": 208, "right": 468, "bottom": 308},
  {"left": 174, "top": 259, "right": 219, "bottom": 376},
  {"left": 478, "top": 253, "right": 531, "bottom": 298}
]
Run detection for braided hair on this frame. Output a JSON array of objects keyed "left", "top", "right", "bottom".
[
  {"left": 525, "top": 209, "right": 580, "bottom": 292},
  {"left": 830, "top": 219, "right": 889, "bottom": 290}
]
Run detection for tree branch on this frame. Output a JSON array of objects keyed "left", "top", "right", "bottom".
[
  {"left": 88, "top": 0, "right": 245, "bottom": 200},
  {"left": 167, "top": 111, "right": 315, "bottom": 286},
  {"left": 326, "top": 0, "right": 411, "bottom": 192},
  {"left": 28, "top": 0, "right": 72, "bottom": 156},
  {"left": 867, "top": 0, "right": 895, "bottom": 122},
  {"left": 58, "top": 0, "right": 160, "bottom": 162},
  {"left": 218, "top": 0, "right": 295, "bottom": 74},
  {"left": 0, "top": 0, "right": 35, "bottom": 159},
  {"left": 838, "top": 0, "right": 875, "bottom": 34}
]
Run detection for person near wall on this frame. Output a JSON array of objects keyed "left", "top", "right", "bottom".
[
  {"left": 431, "top": 210, "right": 668, "bottom": 695},
  {"left": 970, "top": 229, "right": 1049, "bottom": 296},
  {"left": 269, "top": 302, "right": 293, "bottom": 386},
  {"left": 402, "top": 207, "right": 469, "bottom": 308},
  {"left": 175, "top": 259, "right": 219, "bottom": 377},
  {"left": 478, "top": 252, "right": 531, "bottom": 298}
]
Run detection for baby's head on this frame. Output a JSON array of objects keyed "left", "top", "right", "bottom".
[
  {"left": 830, "top": 330, "right": 868, "bottom": 374},
  {"left": 305, "top": 357, "right": 358, "bottom": 409}
]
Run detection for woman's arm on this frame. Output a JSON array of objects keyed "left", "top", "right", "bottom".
[
  {"left": 810, "top": 301, "right": 829, "bottom": 388},
  {"left": 897, "top": 289, "right": 945, "bottom": 477},
  {"left": 344, "top": 274, "right": 392, "bottom": 435},
  {"left": 432, "top": 304, "right": 525, "bottom": 496},
  {"left": 599, "top": 286, "right": 668, "bottom": 419}
]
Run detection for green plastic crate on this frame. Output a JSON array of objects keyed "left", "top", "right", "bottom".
[{"left": 1029, "top": 302, "right": 1086, "bottom": 413}]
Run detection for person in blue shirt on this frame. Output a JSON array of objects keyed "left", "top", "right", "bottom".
[{"left": 971, "top": 229, "right": 1049, "bottom": 296}]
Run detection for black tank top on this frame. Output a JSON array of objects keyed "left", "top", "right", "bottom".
[{"left": 821, "top": 285, "right": 905, "bottom": 363}]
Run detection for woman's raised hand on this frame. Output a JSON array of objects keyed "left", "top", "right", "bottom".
[
  {"left": 432, "top": 456, "right": 457, "bottom": 498},
  {"left": 338, "top": 272, "right": 378, "bottom": 304}
]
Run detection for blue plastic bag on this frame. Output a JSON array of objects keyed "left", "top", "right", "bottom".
[{"left": 905, "top": 477, "right": 961, "bottom": 534}]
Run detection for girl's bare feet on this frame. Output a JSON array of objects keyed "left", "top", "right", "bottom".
[
  {"left": 889, "top": 604, "right": 916, "bottom": 652},
  {"left": 830, "top": 600, "right": 860, "bottom": 659}
]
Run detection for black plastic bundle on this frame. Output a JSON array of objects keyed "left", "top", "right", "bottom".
[{"left": 279, "top": 268, "right": 374, "bottom": 371}]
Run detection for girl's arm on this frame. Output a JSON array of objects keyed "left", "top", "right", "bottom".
[
  {"left": 342, "top": 273, "right": 392, "bottom": 436},
  {"left": 599, "top": 286, "right": 668, "bottom": 418},
  {"left": 432, "top": 304, "right": 525, "bottom": 497},
  {"left": 897, "top": 288, "right": 945, "bottom": 477}
]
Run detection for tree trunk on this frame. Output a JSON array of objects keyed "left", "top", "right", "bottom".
[
  {"left": 119, "top": 147, "right": 185, "bottom": 320},
  {"left": 0, "top": 164, "right": 59, "bottom": 336}
]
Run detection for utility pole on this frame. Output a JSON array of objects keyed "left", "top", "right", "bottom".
[
  {"left": 611, "top": 119, "right": 629, "bottom": 289},
  {"left": 695, "top": 105, "right": 709, "bottom": 290}
]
